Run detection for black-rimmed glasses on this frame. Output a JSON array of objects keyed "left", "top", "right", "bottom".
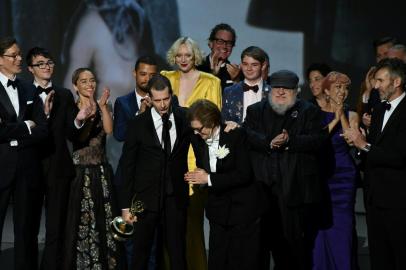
[
  {"left": 30, "top": 61, "right": 55, "bottom": 69},
  {"left": 192, "top": 126, "right": 205, "bottom": 133},
  {"left": 213, "top": 38, "right": 234, "bottom": 47},
  {"left": 2, "top": 54, "right": 22, "bottom": 60}
]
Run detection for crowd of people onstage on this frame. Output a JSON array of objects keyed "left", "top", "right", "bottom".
[{"left": 0, "top": 23, "right": 406, "bottom": 270}]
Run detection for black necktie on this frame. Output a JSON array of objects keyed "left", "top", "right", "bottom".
[
  {"left": 161, "top": 113, "right": 172, "bottom": 157},
  {"left": 243, "top": 83, "right": 259, "bottom": 93},
  {"left": 383, "top": 101, "right": 391, "bottom": 111},
  {"left": 161, "top": 113, "right": 173, "bottom": 194},
  {"left": 7, "top": 79, "right": 18, "bottom": 89},
  {"left": 37, "top": 85, "right": 53, "bottom": 95}
]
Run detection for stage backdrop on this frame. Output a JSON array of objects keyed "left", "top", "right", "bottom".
[{"left": 1, "top": 0, "right": 404, "bottom": 168}]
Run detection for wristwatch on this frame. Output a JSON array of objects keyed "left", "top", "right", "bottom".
[{"left": 362, "top": 143, "right": 371, "bottom": 152}]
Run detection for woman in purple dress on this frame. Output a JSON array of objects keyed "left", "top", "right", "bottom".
[{"left": 312, "top": 71, "right": 359, "bottom": 270}]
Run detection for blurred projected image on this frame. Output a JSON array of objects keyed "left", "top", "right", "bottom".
[{"left": 62, "top": 0, "right": 179, "bottom": 101}]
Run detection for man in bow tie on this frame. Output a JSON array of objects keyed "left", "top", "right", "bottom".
[
  {"left": 243, "top": 70, "right": 325, "bottom": 270},
  {"left": 344, "top": 58, "right": 406, "bottom": 270},
  {"left": 221, "top": 46, "right": 269, "bottom": 124},
  {"left": 0, "top": 37, "right": 48, "bottom": 269},
  {"left": 26, "top": 46, "right": 87, "bottom": 270}
]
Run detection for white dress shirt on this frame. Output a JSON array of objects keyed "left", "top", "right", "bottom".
[
  {"left": 243, "top": 79, "right": 263, "bottom": 121},
  {"left": 33, "top": 80, "right": 52, "bottom": 104},
  {"left": 0, "top": 72, "right": 32, "bottom": 141},
  {"left": 0, "top": 72, "right": 20, "bottom": 116},
  {"left": 151, "top": 107, "right": 176, "bottom": 151},
  {"left": 382, "top": 92, "right": 405, "bottom": 131},
  {"left": 206, "top": 127, "right": 220, "bottom": 186}
]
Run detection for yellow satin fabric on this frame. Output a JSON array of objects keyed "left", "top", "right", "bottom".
[{"left": 161, "top": 70, "right": 221, "bottom": 270}]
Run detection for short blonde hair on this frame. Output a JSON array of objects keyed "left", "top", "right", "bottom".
[{"left": 166, "top": 37, "right": 204, "bottom": 67}]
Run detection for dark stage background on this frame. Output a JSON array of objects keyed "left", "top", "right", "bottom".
[{"left": 1, "top": 0, "right": 404, "bottom": 166}]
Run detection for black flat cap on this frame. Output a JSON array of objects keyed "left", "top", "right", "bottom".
[{"left": 269, "top": 70, "right": 299, "bottom": 89}]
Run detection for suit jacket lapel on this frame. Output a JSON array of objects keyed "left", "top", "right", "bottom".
[
  {"left": 235, "top": 83, "right": 244, "bottom": 123},
  {"left": 16, "top": 80, "right": 27, "bottom": 121},
  {"left": 262, "top": 82, "right": 270, "bottom": 99},
  {"left": 376, "top": 97, "right": 406, "bottom": 143},
  {"left": 199, "top": 138, "right": 211, "bottom": 173},
  {"left": 216, "top": 126, "right": 227, "bottom": 171},
  {"left": 170, "top": 108, "right": 183, "bottom": 156},
  {"left": 129, "top": 92, "right": 139, "bottom": 116},
  {"left": 146, "top": 109, "right": 161, "bottom": 147},
  {"left": 0, "top": 83, "right": 18, "bottom": 120}
]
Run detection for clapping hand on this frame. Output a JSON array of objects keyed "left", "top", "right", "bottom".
[
  {"left": 271, "top": 129, "right": 289, "bottom": 149},
  {"left": 342, "top": 123, "right": 367, "bottom": 149},
  {"left": 98, "top": 87, "right": 110, "bottom": 110},
  {"left": 210, "top": 50, "right": 224, "bottom": 75},
  {"left": 362, "top": 113, "right": 371, "bottom": 128},
  {"left": 44, "top": 90, "right": 55, "bottom": 116},
  {"left": 226, "top": 63, "right": 240, "bottom": 81}
]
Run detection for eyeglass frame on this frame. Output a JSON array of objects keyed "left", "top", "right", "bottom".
[
  {"left": 192, "top": 125, "right": 205, "bottom": 134},
  {"left": 2, "top": 54, "right": 23, "bottom": 61},
  {"left": 212, "top": 38, "right": 235, "bottom": 47},
  {"left": 30, "top": 61, "right": 55, "bottom": 69}
]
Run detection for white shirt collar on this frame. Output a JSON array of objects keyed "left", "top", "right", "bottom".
[
  {"left": 0, "top": 72, "right": 16, "bottom": 88},
  {"left": 33, "top": 80, "right": 52, "bottom": 88},
  {"left": 151, "top": 107, "right": 174, "bottom": 123},
  {"left": 387, "top": 92, "right": 405, "bottom": 110},
  {"left": 244, "top": 78, "right": 263, "bottom": 90},
  {"left": 206, "top": 126, "right": 221, "bottom": 145}
]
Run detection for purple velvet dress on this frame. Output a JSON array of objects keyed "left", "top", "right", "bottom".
[{"left": 312, "top": 111, "right": 357, "bottom": 270}]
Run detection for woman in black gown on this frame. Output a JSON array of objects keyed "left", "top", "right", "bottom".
[{"left": 63, "top": 68, "right": 120, "bottom": 270}]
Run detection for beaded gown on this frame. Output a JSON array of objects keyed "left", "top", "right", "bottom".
[{"left": 63, "top": 111, "right": 119, "bottom": 270}]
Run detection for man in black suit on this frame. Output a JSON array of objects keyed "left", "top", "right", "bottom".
[
  {"left": 243, "top": 70, "right": 325, "bottom": 270},
  {"left": 113, "top": 55, "right": 158, "bottom": 270},
  {"left": 0, "top": 37, "right": 48, "bottom": 269},
  {"left": 197, "top": 23, "right": 241, "bottom": 91},
  {"left": 344, "top": 58, "right": 406, "bottom": 270},
  {"left": 119, "top": 74, "right": 192, "bottom": 270},
  {"left": 185, "top": 99, "right": 265, "bottom": 270},
  {"left": 26, "top": 47, "right": 80, "bottom": 270}
]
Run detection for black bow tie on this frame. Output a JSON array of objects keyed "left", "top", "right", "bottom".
[
  {"left": 7, "top": 79, "right": 18, "bottom": 89},
  {"left": 243, "top": 83, "right": 259, "bottom": 93},
  {"left": 383, "top": 101, "right": 391, "bottom": 111},
  {"left": 37, "top": 85, "right": 53, "bottom": 95}
]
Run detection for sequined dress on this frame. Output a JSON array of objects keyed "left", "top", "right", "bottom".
[{"left": 63, "top": 112, "right": 119, "bottom": 270}]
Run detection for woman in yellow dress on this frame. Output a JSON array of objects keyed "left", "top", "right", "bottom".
[{"left": 162, "top": 36, "right": 221, "bottom": 270}]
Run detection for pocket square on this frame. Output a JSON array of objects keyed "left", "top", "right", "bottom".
[{"left": 26, "top": 100, "right": 33, "bottom": 104}]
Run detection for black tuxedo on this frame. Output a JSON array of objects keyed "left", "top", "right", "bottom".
[
  {"left": 243, "top": 99, "right": 325, "bottom": 270},
  {"left": 193, "top": 126, "right": 265, "bottom": 270},
  {"left": 364, "top": 95, "right": 406, "bottom": 270},
  {"left": 119, "top": 106, "right": 193, "bottom": 270},
  {"left": 36, "top": 85, "right": 78, "bottom": 270},
  {"left": 0, "top": 78, "right": 47, "bottom": 270}
]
